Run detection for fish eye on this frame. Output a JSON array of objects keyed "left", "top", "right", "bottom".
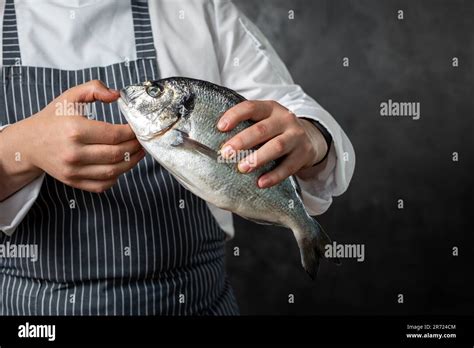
[{"left": 146, "top": 85, "right": 162, "bottom": 98}]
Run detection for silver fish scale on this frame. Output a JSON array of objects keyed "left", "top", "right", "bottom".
[{"left": 177, "top": 86, "right": 309, "bottom": 228}]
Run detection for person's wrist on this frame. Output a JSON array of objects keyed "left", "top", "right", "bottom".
[
  {"left": 298, "top": 118, "right": 329, "bottom": 167},
  {"left": 0, "top": 116, "right": 44, "bottom": 200},
  {"left": 7, "top": 115, "right": 44, "bottom": 174}
]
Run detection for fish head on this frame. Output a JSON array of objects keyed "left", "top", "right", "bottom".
[{"left": 118, "top": 79, "right": 194, "bottom": 141}]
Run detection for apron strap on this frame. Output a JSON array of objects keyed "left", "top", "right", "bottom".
[
  {"left": 131, "top": 0, "right": 157, "bottom": 60},
  {"left": 2, "top": 0, "right": 22, "bottom": 66}
]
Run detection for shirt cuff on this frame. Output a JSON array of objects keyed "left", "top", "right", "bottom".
[
  {"left": 0, "top": 124, "right": 45, "bottom": 236},
  {"left": 294, "top": 109, "right": 355, "bottom": 216},
  {"left": 0, "top": 173, "right": 45, "bottom": 236}
]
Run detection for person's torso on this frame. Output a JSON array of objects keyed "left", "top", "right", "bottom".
[
  {"left": 0, "top": 0, "right": 223, "bottom": 81},
  {"left": 0, "top": 0, "right": 238, "bottom": 316}
]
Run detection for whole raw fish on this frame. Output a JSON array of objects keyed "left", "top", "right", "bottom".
[{"left": 118, "top": 77, "right": 339, "bottom": 278}]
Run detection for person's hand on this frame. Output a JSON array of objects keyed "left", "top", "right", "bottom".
[
  {"left": 217, "top": 100, "right": 328, "bottom": 188},
  {"left": 18, "top": 80, "right": 144, "bottom": 194}
]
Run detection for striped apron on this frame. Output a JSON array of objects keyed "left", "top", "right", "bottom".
[{"left": 0, "top": 0, "right": 239, "bottom": 316}]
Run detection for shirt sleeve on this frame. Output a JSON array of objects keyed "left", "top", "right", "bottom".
[
  {"left": 0, "top": 124, "right": 45, "bottom": 236},
  {"left": 212, "top": 0, "right": 356, "bottom": 216}
]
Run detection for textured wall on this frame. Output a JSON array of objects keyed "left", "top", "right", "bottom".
[{"left": 226, "top": 0, "right": 474, "bottom": 315}]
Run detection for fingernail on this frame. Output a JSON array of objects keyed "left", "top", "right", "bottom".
[
  {"left": 238, "top": 161, "right": 251, "bottom": 173},
  {"left": 217, "top": 119, "right": 228, "bottom": 131},
  {"left": 258, "top": 177, "right": 270, "bottom": 188},
  {"left": 221, "top": 145, "right": 235, "bottom": 158}
]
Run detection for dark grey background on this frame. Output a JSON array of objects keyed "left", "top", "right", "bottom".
[{"left": 225, "top": 0, "right": 474, "bottom": 315}]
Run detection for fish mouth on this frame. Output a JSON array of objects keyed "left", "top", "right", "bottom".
[
  {"left": 149, "top": 120, "right": 180, "bottom": 139},
  {"left": 118, "top": 87, "right": 180, "bottom": 140},
  {"left": 132, "top": 119, "right": 181, "bottom": 142},
  {"left": 119, "top": 89, "right": 161, "bottom": 121},
  {"left": 118, "top": 96, "right": 179, "bottom": 141}
]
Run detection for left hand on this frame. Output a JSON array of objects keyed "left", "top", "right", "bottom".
[{"left": 217, "top": 100, "right": 328, "bottom": 189}]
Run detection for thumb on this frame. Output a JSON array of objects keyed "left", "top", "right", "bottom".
[{"left": 64, "top": 80, "right": 120, "bottom": 103}]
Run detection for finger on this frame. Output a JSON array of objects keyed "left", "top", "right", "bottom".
[
  {"left": 237, "top": 135, "right": 295, "bottom": 173},
  {"left": 217, "top": 100, "right": 274, "bottom": 132},
  {"left": 68, "top": 178, "right": 119, "bottom": 194},
  {"left": 78, "top": 139, "right": 142, "bottom": 164},
  {"left": 75, "top": 120, "right": 136, "bottom": 144},
  {"left": 70, "top": 148, "right": 146, "bottom": 180},
  {"left": 257, "top": 153, "right": 306, "bottom": 189},
  {"left": 64, "top": 80, "right": 120, "bottom": 104},
  {"left": 220, "top": 119, "right": 284, "bottom": 159}
]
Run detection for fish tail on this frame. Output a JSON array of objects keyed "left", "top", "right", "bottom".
[{"left": 293, "top": 217, "right": 341, "bottom": 280}]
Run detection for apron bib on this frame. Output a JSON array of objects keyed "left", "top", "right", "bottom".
[{"left": 0, "top": 0, "right": 238, "bottom": 316}]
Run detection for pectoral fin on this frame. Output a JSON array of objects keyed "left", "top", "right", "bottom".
[{"left": 170, "top": 129, "right": 218, "bottom": 160}]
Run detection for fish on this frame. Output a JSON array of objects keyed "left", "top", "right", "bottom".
[{"left": 118, "top": 77, "right": 339, "bottom": 278}]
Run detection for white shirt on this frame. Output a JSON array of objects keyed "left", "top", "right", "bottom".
[{"left": 0, "top": 0, "right": 355, "bottom": 237}]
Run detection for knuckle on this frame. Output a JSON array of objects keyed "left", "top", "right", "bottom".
[
  {"left": 110, "top": 130, "right": 121, "bottom": 144},
  {"left": 285, "top": 163, "right": 299, "bottom": 176},
  {"left": 263, "top": 100, "right": 278, "bottom": 113},
  {"left": 230, "top": 136, "right": 244, "bottom": 150},
  {"left": 61, "top": 166, "right": 76, "bottom": 180},
  {"left": 282, "top": 111, "right": 297, "bottom": 123},
  {"left": 90, "top": 79, "right": 103, "bottom": 89},
  {"left": 111, "top": 149, "right": 123, "bottom": 163},
  {"left": 62, "top": 150, "right": 80, "bottom": 164},
  {"left": 293, "top": 126, "right": 306, "bottom": 138},
  {"left": 104, "top": 168, "right": 117, "bottom": 180},
  {"left": 242, "top": 100, "right": 257, "bottom": 114},
  {"left": 273, "top": 138, "right": 286, "bottom": 154},
  {"left": 254, "top": 123, "right": 268, "bottom": 137},
  {"left": 66, "top": 124, "right": 82, "bottom": 141}
]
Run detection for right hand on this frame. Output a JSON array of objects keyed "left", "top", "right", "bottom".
[{"left": 18, "top": 80, "right": 144, "bottom": 194}]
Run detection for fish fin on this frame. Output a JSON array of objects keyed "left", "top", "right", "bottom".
[
  {"left": 293, "top": 217, "right": 340, "bottom": 280},
  {"left": 298, "top": 237, "right": 321, "bottom": 280},
  {"left": 171, "top": 129, "right": 218, "bottom": 160},
  {"left": 311, "top": 217, "right": 341, "bottom": 266},
  {"left": 245, "top": 218, "right": 273, "bottom": 225},
  {"left": 237, "top": 212, "right": 286, "bottom": 227},
  {"left": 242, "top": 216, "right": 285, "bottom": 227},
  {"left": 290, "top": 175, "right": 302, "bottom": 198}
]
